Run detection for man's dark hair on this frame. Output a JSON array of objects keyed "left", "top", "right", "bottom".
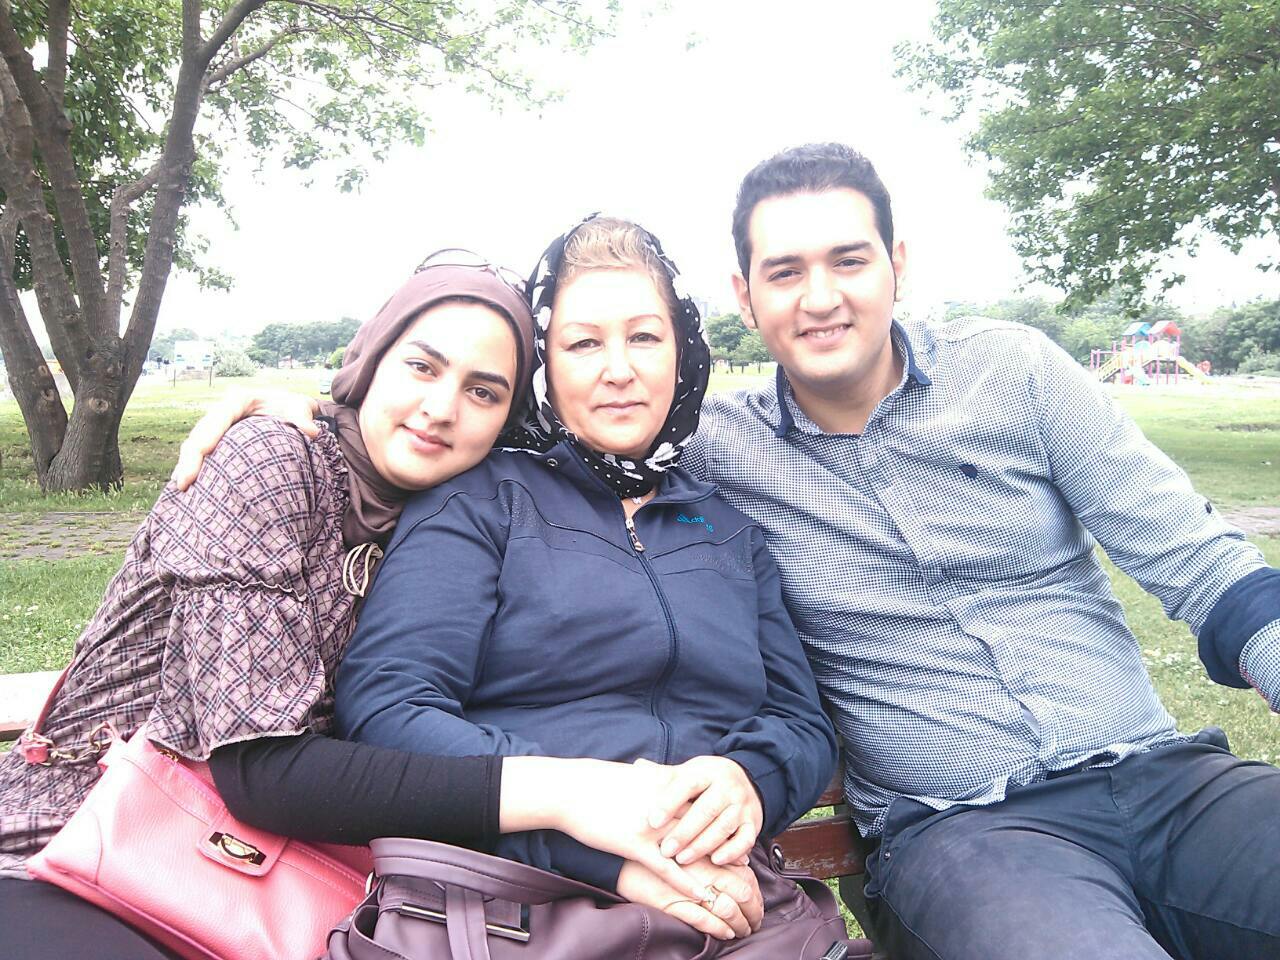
[{"left": 731, "top": 143, "right": 894, "bottom": 278}]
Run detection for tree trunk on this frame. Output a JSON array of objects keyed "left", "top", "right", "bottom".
[
  {"left": 0, "top": 270, "right": 68, "bottom": 486},
  {"left": 42, "top": 339, "right": 128, "bottom": 492}
]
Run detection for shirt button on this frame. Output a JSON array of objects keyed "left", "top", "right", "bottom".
[{"left": 546, "top": 458, "right": 558, "bottom": 468}]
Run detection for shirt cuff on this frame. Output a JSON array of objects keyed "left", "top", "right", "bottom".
[
  {"left": 1240, "top": 621, "right": 1280, "bottom": 712},
  {"left": 1198, "top": 567, "right": 1280, "bottom": 688}
]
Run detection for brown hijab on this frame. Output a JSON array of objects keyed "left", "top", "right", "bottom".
[{"left": 321, "top": 264, "right": 535, "bottom": 547}]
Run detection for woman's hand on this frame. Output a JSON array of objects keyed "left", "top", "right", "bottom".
[
  {"left": 616, "top": 858, "right": 762, "bottom": 941},
  {"left": 501, "top": 756, "right": 716, "bottom": 901},
  {"left": 645, "top": 755, "right": 764, "bottom": 866},
  {"left": 170, "top": 389, "right": 321, "bottom": 490}
]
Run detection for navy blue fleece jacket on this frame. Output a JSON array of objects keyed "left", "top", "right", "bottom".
[{"left": 335, "top": 442, "right": 837, "bottom": 890}]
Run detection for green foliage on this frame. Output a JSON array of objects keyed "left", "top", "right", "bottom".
[
  {"left": 6, "top": 0, "right": 619, "bottom": 294},
  {"left": 249, "top": 317, "right": 359, "bottom": 366},
  {"left": 1237, "top": 351, "right": 1280, "bottom": 377},
  {"left": 899, "top": 1, "right": 1280, "bottom": 310},
  {"left": 327, "top": 345, "right": 346, "bottom": 369},
  {"left": 1188, "top": 300, "right": 1280, "bottom": 373},
  {"left": 215, "top": 350, "right": 256, "bottom": 377},
  {"left": 147, "top": 327, "right": 200, "bottom": 363},
  {"left": 705, "top": 312, "right": 746, "bottom": 363},
  {"left": 731, "top": 329, "right": 771, "bottom": 371}
]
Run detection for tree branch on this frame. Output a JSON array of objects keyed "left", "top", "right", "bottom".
[
  {"left": 0, "top": 4, "right": 111, "bottom": 337},
  {"left": 0, "top": 60, "right": 86, "bottom": 389},
  {"left": 199, "top": 0, "right": 268, "bottom": 69},
  {"left": 46, "top": 0, "right": 70, "bottom": 104},
  {"left": 106, "top": 162, "right": 162, "bottom": 318},
  {"left": 204, "top": 26, "right": 300, "bottom": 89}
]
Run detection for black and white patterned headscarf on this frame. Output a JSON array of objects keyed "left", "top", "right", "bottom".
[{"left": 502, "top": 214, "right": 711, "bottom": 498}]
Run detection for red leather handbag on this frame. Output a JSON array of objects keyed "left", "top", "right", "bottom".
[{"left": 27, "top": 724, "right": 370, "bottom": 960}]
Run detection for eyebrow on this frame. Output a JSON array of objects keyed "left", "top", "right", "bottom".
[
  {"left": 758, "top": 241, "right": 875, "bottom": 273},
  {"left": 405, "top": 339, "right": 511, "bottom": 391}
]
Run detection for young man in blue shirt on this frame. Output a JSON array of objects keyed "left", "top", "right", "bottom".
[{"left": 678, "top": 142, "right": 1280, "bottom": 960}]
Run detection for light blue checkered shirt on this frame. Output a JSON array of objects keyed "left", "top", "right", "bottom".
[{"left": 684, "top": 315, "right": 1277, "bottom": 836}]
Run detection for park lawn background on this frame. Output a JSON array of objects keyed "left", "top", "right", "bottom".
[{"left": 2, "top": 369, "right": 1279, "bottom": 767}]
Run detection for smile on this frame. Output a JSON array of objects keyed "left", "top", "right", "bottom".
[{"left": 799, "top": 324, "right": 851, "bottom": 342}]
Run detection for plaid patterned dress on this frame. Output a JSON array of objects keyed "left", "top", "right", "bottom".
[{"left": 0, "top": 418, "right": 358, "bottom": 875}]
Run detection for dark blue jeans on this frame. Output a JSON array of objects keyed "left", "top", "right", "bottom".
[{"left": 863, "top": 731, "right": 1280, "bottom": 960}]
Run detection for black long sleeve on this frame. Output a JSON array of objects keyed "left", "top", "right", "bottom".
[{"left": 207, "top": 733, "right": 502, "bottom": 848}]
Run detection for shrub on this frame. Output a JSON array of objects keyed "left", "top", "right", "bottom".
[
  {"left": 1237, "top": 351, "right": 1280, "bottom": 377},
  {"left": 216, "top": 351, "right": 256, "bottom": 378}
]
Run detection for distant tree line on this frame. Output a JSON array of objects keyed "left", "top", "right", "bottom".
[
  {"left": 705, "top": 314, "right": 772, "bottom": 372},
  {"left": 248, "top": 319, "right": 361, "bottom": 368},
  {"left": 945, "top": 296, "right": 1280, "bottom": 377}
]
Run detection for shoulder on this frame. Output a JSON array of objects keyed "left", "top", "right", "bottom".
[
  {"left": 166, "top": 418, "right": 332, "bottom": 533},
  {"left": 392, "top": 450, "right": 547, "bottom": 534},
  {"left": 927, "top": 314, "right": 1045, "bottom": 356}
]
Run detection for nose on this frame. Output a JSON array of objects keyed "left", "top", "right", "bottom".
[
  {"left": 419, "top": 381, "right": 459, "bottom": 424},
  {"left": 800, "top": 268, "right": 839, "bottom": 315},
  {"left": 601, "top": 338, "right": 636, "bottom": 385}
]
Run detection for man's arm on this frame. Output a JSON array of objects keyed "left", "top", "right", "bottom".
[{"left": 1030, "top": 330, "right": 1280, "bottom": 707}]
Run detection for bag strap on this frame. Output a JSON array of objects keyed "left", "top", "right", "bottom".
[
  {"left": 370, "top": 837, "right": 625, "bottom": 906},
  {"left": 16, "top": 665, "right": 73, "bottom": 764},
  {"left": 445, "top": 885, "right": 493, "bottom": 960}
]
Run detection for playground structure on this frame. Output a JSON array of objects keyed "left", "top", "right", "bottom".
[{"left": 1090, "top": 320, "right": 1209, "bottom": 385}]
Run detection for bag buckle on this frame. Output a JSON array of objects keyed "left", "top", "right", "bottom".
[{"left": 208, "top": 831, "right": 267, "bottom": 866}]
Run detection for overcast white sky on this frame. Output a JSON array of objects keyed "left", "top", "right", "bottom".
[{"left": 27, "top": 0, "right": 1279, "bottom": 343}]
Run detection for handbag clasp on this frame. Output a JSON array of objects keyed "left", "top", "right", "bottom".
[{"left": 208, "top": 831, "right": 267, "bottom": 866}]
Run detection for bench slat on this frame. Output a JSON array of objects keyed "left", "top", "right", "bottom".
[
  {"left": 0, "top": 670, "right": 59, "bottom": 742},
  {"left": 773, "top": 810, "right": 865, "bottom": 881}
]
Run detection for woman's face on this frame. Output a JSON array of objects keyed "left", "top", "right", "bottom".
[
  {"left": 546, "top": 268, "right": 677, "bottom": 460},
  {"left": 359, "top": 300, "right": 517, "bottom": 490}
]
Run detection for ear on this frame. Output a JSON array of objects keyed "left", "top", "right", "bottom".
[
  {"left": 731, "top": 273, "right": 756, "bottom": 328},
  {"left": 891, "top": 239, "right": 908, "bottom": 302}
]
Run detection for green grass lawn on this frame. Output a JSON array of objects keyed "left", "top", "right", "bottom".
[{"left": 1, "top": 372, "right": 1278, "bottom": 761}]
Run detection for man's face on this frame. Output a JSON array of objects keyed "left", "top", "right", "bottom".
[{"left": 733, "top": 188, "right": 906, "bottom": 405}]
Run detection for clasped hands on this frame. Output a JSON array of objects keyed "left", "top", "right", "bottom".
[{"left": 519, "top": 754, "right": 767, "bottom": 941}]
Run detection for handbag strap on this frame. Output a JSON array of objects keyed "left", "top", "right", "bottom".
[
  {"left": 16, "top": 665, "right": 73, "bottom": 764},
  {"left": 370, "top": 837, "right": 625, "bottom": 906},
  {"left": 445, "top": 885, "right": 493, "bottom": 960}
]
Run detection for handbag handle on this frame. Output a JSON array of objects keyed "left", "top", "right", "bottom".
[{"left": 369, "top": 837, "right": 626, "bottom": 906}]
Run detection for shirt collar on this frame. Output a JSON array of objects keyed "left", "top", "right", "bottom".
[{"left": 772, "top": 318, "right": 934, "bottom": 438}]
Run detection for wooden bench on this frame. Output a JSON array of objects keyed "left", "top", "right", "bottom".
[
  {"left": 772, "top": 770, "right": 882, "bottom": 957},
  {"left": 4, "top": 670, "right": 880, "bottom": 954},
  {"left": 0, "top": 670, "right": 59, "bottom": 742}
]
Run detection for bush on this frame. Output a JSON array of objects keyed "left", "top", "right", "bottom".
[
  {"left": 1236, "top": 351, "right": 1280, "bottom": 376},
  {"left": 216, "top": 351, "right": 257, "bottom": 378},
  {"left": 327, "top": 346, "right": 346, "bottom": 369}
]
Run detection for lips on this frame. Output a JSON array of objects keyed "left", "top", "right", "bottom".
[
  {"left": 403, "top": 425, "right": 451, "bottom": 452},
  {"left": 798, "top": 323, "right": 851, "bottom": 341}
]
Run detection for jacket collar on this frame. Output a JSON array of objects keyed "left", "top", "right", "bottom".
[{"left": 526, "top": 440, "right": 718, "bottom": 505}]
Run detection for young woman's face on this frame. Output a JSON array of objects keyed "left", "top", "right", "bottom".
[
  {"left": 545, "top": 268, "right": 678, "bottom": 461},
  {"left": 359, "top": 301, "right": 518, "bottom": 490}
]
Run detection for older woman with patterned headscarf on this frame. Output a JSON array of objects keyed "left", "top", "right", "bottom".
[{"left": 333, "top": 216, "right": 838, "bottom": 944}]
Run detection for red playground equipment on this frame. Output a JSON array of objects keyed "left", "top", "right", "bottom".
[{"left": 1090, "top": 320, "right": 1208, "bottom": 385}]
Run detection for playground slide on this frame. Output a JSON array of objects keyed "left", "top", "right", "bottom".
[{"left": 1174, "top": 356, "right": 1209, "bottom": 382}]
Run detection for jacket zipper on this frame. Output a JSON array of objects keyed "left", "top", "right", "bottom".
[{"left": 622, "top": 508, "right": 679, "bottom": 763}]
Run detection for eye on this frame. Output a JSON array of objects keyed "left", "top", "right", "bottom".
[
  {"left": 835, "top": 257, "right": 866, "bottom": 269},
  {"left": 567, "top": 338, "right": 599, "bottom": 351},
  {"left": 468, "top": 385, "right": 500, "bottom": 404},
  {"left": 766, "top": 268, "right": 799, "bottom": 283},
  {"left": 406, "top": 358, "right": 436, "bottom": 376},
  {"left": 631, "top": 331, "right": 662, "bottom": 344}
]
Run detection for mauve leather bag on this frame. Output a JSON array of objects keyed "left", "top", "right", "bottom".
[{"left": 325, "top": 836, "right": 869, "bottom": 960}]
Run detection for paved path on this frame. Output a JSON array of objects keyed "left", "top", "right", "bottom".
[{"left": 2, "top": 506, "right": 1278, "bottom": 563}]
